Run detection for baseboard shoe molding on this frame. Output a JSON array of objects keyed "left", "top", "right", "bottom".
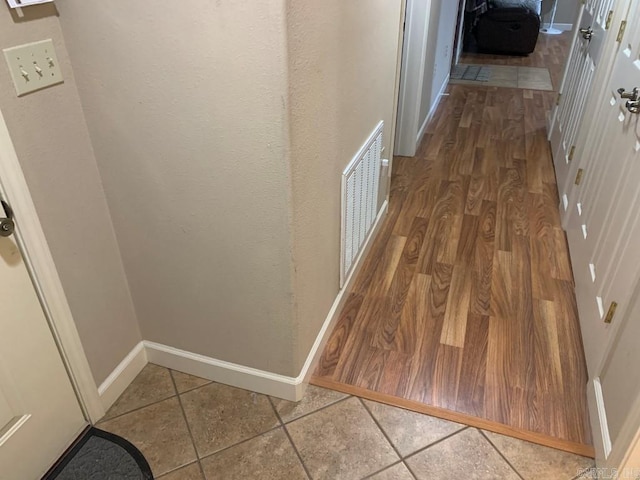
[
  {"left": 143, "top": 200, "right": 389, "bottom": 402},
  {"left": 541, "top": 23, "right": 573, "bottom": 32},
  {"left": 145, "top": 340, "right": 302, "bottom": 399},
  {"left": 312, "top": 376, "right": 596, "bottom": 458},
  {"left": 416, "top": 76, "right": 449, "bottom": 149},
  {"left": 99, "top": 203, "right": 390, "bottom": 405},
  {"left": 98, "top": 341, "right": 147, "bottom": 412}
]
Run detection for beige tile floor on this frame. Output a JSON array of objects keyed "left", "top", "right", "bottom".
[
  {"left": 98, "top": 364, "right": 595, "bottom": 480},
  {"left": 450, "top": 65, "right": 553, "bottom": 91}
]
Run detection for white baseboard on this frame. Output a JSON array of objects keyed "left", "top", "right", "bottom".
[
  {"left": 100, "top": 202, "right": 389, "bottom": 404},
  {"left": 589, "top": 377, "right": 612, "bottom": 461},
  {"left": 98, "top": 341, "right": 147, "bottom": 411},
  {"left": 145, "top": 200, "right": 389, "bottom": 402},
  {"left": 292, "top": 199, "right": 389, "bottom": 398},
  {"left": 416, "top": 76, "right": 449, "bottom": 149},
  {"left": 541, "top": 23, "right": 573, "bottom": 32}
]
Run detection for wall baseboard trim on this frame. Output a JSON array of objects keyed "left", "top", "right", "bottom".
[
  {"left": 103, "top": 202, "right": 389, "bottom": 404},
  {"left": 292, "top": 200, "right": 389, "bottom": 399},
  {"left": 416, "top": 75, "right": 449, "bottom": 149},
  {"left": 145, "top": 200, "right": 389, "bottom": 402},
  {"left": 145, "top": 340, "right": 300, "bottom": 400},
  {"left": 98, "top": 341, "right": 147, "bottom": 411}
]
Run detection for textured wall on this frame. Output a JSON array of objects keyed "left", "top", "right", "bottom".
[
  {"left": 285, "top": 0, "right": 404, "bottom": 370},
  {"left": 0, "top": 5, "right": 141, "bottom": 384},
  {"left": 57, "top": 1, "right": 298, "bottom": 376}
]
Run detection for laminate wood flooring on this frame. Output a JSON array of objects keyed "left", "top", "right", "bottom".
[{"left": 313, "top": 33, "right": 594, "bottom": 457}]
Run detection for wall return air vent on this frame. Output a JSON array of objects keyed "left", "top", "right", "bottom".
[
  {"left": 6, "top": 0, "right": 53, "bottom": 8},
  {"left": 340, "top": 121, "right": 384, "bottom": 287}
]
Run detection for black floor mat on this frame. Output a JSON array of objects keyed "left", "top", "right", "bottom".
[{"left": 43, "top": 427, "right": 153, "bottom": 480}]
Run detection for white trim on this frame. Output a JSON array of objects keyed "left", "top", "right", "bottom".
[
  {"left": 0, "top": 109, "right": 104, "bottom": 423},
  {"left": 296, "top": 200, "right": 388, "bottom": 397},
  {"left": 146, "top": 201, "right": 389, "bottom": 401},
  {"left": 416, "top": 75, "right": 449, "bottom": 147},
  {"left": 594, "top": 377, "right": 613, "bottom": 458},
  {"left": 98, "top": 341, "right": 147, "bottom": 411},
  {"left": 394, "top": 0, "right": 432, "bottom": 156},
  {"left": 145, "top": 341, "right": 299, "bottom": 400},
  {"left": 541, "top": 22, "right": 573, "bottom": 32}
]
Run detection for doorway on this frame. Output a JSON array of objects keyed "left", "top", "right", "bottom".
[{"left": 0, "top": 108, "right": 90, "bottom": 479}]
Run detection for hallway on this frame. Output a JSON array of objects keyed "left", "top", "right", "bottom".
[{"left": 313, "top": 33, "right": 593, "bottom": 456}]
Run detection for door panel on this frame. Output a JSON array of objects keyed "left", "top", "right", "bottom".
[
  {"left": 549, "top": 0, "right": 616, "bottom": 195},
  {"left": 0, "top": 218, "right": 86, "bottom": 479},
  {"left": 563, "top": 0, "right": 640, "bottom": 463},
  {"left": 563, "top": 0, "right": 640, "bottom": 377}
]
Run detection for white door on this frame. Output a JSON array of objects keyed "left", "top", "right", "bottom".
[
  {"left": 589, "top": 279, "right": 640, "bottom": 466},
  {"left": 0, "top": 195, "right": 86, "bottom": 478},
  {"left": 557, "top": 0, "right": 640, "bottom": 464},
  {"left": 548, "top": 0, "right": 616, "bottom": 193},
  {"left": 560, "top": 0, "right": 640, "bottom": 377}
]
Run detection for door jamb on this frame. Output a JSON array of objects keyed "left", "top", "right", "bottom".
[
  {"left": 0, "top": 107, "right": 104, "bottom": 423},
  {"left": 393, "top": 0, "right": 432, "bottom": 157}
]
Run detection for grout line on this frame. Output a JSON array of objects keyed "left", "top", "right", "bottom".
[
  {"left": 100, "top": 369, "right": 214, "bottom": 425},
  {"left": 479, "top": 429, "right": 526, "bottom": 480},
  {"left": 360, "top": 460, "right": 405, "bottom": 479},
  {"left": 98, "top": 393, "right": 177, "bottom": 424},
  {"left": 402, "top": 459, "right": 420, "bottom": 480},
  {"left": 169, "top": 369, "right": 213, "bottom": 395},
  {"left": 198, "top": 424, "right": 284, "bottom": 463},
  {"left": 169, "top": 370, "right": 208, "bottom": 480},
  {"left": 266, "top": 395, "right": 285, "bottom": 426},
  {"left": 155, "top": 461, "right": 201, "bottom": 479},
  {"left": 275, "top": 394, "right": 352, "bottom": 426},
  {"left": 403, "top": 426, "right": 470, "bottom": 462},
  {"left": 267, "top": 396, "right": 312, "bottom": 480},
  {"left": 358, "top": 397, "right": 404, "bottom": 460}
]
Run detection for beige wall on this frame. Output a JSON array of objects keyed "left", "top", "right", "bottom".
[
  {"left": 0, "top": 5, "right": 141, "bottom": 384},
  {"left": 56, "top": 0, "right": 403, "bottom": 378},
  {"left": 57, "top": 1, "right": 299, "bottom": 376},
  {"left": 286, "top": 0, "right": 404, "bottom": 369}
]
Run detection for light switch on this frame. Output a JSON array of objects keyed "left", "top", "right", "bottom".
[{"left": 3, "top": 39, "right": 63, "bottom": 96}]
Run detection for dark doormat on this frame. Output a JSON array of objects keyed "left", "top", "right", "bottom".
[{"left": 43, "top": 427, "right": 153, "bottom": 480}]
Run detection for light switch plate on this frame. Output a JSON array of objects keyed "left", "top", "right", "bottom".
[{"left": 3, "top": 39, "right": 63, "bottom": 96}]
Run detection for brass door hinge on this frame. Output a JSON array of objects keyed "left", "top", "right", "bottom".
[
  {"left": 568, "top": 145, "right": 576, "bottom": 161},
  {"left": 575, "top": 168, "right": 584, "bottom": 185},
  {"left": 604, "top": 301, "right": 618, "bottom": 324},
  {"left": 617, "top": 20, "right": 627, "bottom": 42},
  {"left": 556, "top": 93, "right": 562, "bottom": 105},
  {"left": 606, "top": 10, "right": 614, "bottom": 29}
]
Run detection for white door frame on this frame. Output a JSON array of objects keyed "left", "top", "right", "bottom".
[
  {"left": 0, "top": 107, "right": 105, "bottom": 423},
  {"left": 394, "top": 0, "right": 432, "bottom": 157}
]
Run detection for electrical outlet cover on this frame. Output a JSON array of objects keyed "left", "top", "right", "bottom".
[{"left": 3, "top": 39, "right": 63, "bottom": 96}]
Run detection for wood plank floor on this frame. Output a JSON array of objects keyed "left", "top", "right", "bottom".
[{"left": 313, "top": 33, "right": 594, "bottom": 457}]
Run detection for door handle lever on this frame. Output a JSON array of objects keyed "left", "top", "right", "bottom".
[
  {"left": 0, "top": 200, "right": 15, "bottom": 237},
  {"left": 579, "top": 27, "right": 593, "bottom": 40},
  {"left": 618, "top": 87, "right": 640, "bottom": 114},
  {"left": 617, "top": 87, "right": 639, "bottom": 101}
]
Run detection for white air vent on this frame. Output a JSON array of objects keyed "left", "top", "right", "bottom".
[{"left": 340, "top": 121, "right": 383, "bottom": 287}]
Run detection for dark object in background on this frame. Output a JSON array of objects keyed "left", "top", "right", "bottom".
[{"left": 475, "top": 7, "right": 541, "bottom": 55}]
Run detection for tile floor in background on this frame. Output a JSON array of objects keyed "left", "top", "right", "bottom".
[{"left": 97, "top": 364, "right": 594, "bottom": 480}]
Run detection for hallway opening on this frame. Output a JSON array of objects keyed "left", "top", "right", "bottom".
[{"left": 313, "top": 32, "right": 594, "bottom": 457}]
